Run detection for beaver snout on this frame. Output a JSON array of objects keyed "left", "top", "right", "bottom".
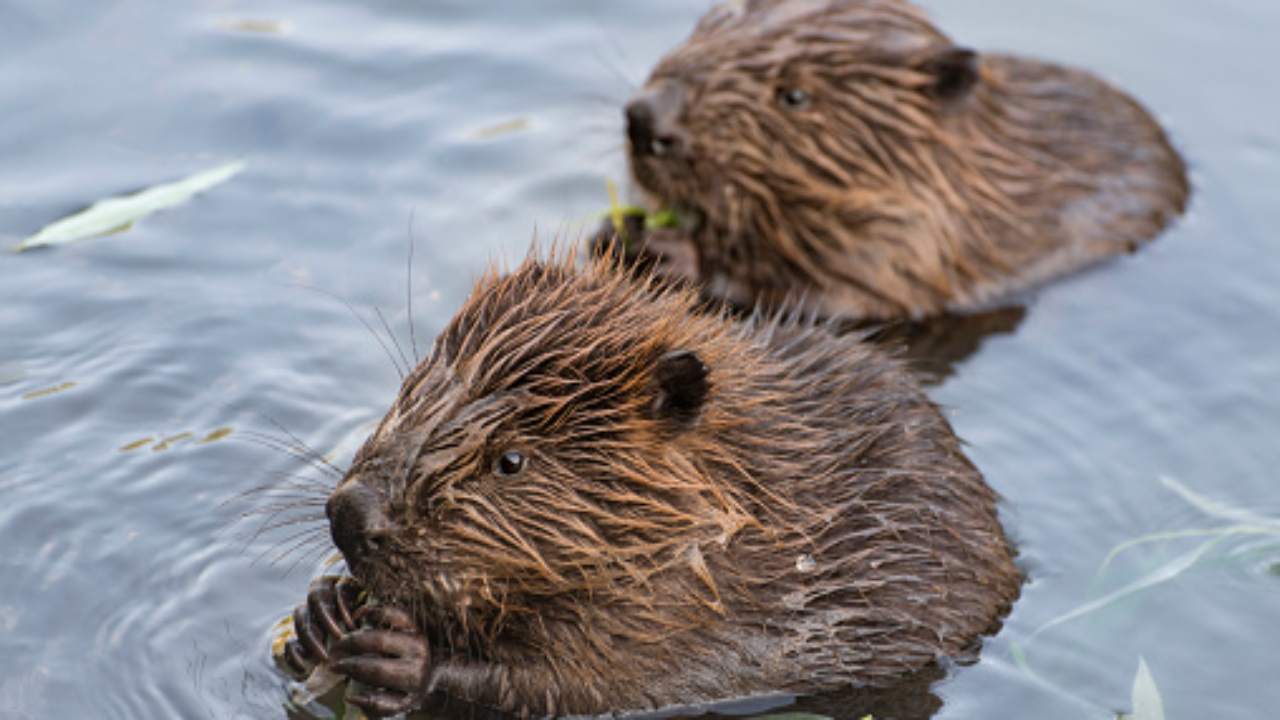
[
  {"left": 326, "top": 481, "right": 392, "bottom": 568},
  {"left": 625, "top": 82, "right": 686, "bottom": 158}
]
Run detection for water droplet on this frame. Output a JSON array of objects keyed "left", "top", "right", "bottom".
[{"left": 796, "top": 554, "right": 816, "bottom": 572}]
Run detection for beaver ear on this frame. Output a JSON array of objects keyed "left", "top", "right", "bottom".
[
  {"left": 922, "top": 47, "right": 979, "bottom": 101},
  {"left": 653, "top": 350, "right": 710, "bottom": 426}
]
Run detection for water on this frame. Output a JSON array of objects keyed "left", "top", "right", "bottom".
[{"left": 1, "top": 1, "right": 1276, "bottom": 718}]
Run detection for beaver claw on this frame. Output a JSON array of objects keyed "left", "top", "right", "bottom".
[
  {"left": 280, "top": 575, "right": 362, "bottom": 678},
  {"left": 333, "top": 605, "right": 431, "bottom": 717}
]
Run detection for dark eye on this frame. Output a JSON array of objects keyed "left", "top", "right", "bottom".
[
  {"left": 778, "top": 88, "right": 811, "bottom": 110},
  {"left": 493, "top": 450, "right": 527, "bottom": 477}
]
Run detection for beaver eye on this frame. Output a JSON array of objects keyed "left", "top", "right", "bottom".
[
  {"left": 777, "top": 88, "right": 811, "bottom": 110},
  {"left": 493, "top": 450, "right": 527, "bottom": 477}
]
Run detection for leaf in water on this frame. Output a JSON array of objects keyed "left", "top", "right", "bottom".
[
  {"left": 1009, "top": 640, "right": 1032, "bottom": 674},
  {"left": 1161, "top": 475, "right": 1280, "bottom": 529},
  {"left": 21, "top": 381, "right": 76, "bottom": 400},
  {"left": 1101, "top": 525, "right": 1280, "bottom": 573},
  {"left": 15, "top": 161, "right": 246, "bottom": 251},
  {"left": 119, "top": 437, "right": 155, "bottom": 452},
  {"left": 471, "top": 117, "right": 529, "bottom": 140},
  {"left": 754, "top": 714, "right": 833, "bottom": 720},
  {"left": 1035, "top": 536, "right": 1223, "bottom": 637},
  {"left": 222, "top": 19, "right": 287, "bottom": 34},
  {"left": 152, "top": 432, "right": 194, "bottom": 452},
  {"left": 198, "top": 427, "right": 234, "bottom": 444},
  {"left": 1124, "top": 657, "right": 1165, "bottom": 720}
]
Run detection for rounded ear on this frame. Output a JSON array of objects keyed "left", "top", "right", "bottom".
[
  {"left": 652, "top": 350, "right": 710, "bottom": 426},
  {"left": 921, "top": 47, "right": 979, "bottom": 101}
]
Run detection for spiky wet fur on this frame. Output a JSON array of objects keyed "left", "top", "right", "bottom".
[
  {"left": 336, "top": 251, "right": 1020, "bottom": 715},
  {"left": 630, "top": 0, "right": 1189, "bottom": 320}
]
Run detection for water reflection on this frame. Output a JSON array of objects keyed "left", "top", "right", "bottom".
[
  {"left": 857, "top": 305, "right": 1028, "bottom": 384},
  {"left": 288, "top": 665, "right": 947, "bottom": 720}
]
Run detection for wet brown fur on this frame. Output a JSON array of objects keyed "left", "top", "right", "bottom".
[
  {"left": 335, "top": 250, "right": 1020, "bottom": 715},
  {"left": 628, "top": 0, "right": 1190, "bottom": 320}
]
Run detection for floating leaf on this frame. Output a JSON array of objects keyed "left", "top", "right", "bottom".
[
  {"left": 1036, "top": 536, "right": 1223, "bottom": 637},
  {"left": 198, "top": 427, "right": 234, "bottom": 444},
  {"left": 152, "top": 432, "right": 194, "bottom": 452},
  {"left": 471, "top": 117, "right": 529, "bottom": 140},
  {"left": 21, "top": 381, "right": 76, "bottom": 400},
  {"left": 1161, "top": 475, "right": 1280, "bottom": 528},
  {"left": 119, "top": 437, "right": 154, "bottom": 452},
  {"left": 15, "top": 161, "right": 246, "bottom": 251},
  {"left": 1009, "top": 640, "right": 1032, "bottom": 674},
  {"left": 1099, "top": 477, "right": 1280, "bottom": 574},
  {"left": 1120, "top": 657, "right": 1165, "bottom": 720},
  {"left": 1101, "top": 525, "right": 1280, "bottom": 572},
  {"left": 222, "top": 19, "right": 287, "bottom": 34}
]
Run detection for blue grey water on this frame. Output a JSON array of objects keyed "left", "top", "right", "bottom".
[{"left": 1, "top": 1, "right": 1277, "bottom": 718}]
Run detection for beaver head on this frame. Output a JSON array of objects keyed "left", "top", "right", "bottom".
[
  {"left": 323, "top": 252, "right": 1020, "bottom": 714},
  {"left": 625, "top": 0, "right": 1189, "bottom": 320}
]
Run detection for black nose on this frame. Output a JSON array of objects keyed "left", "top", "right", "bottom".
[
  {"left": 625, "top": 86, "right": 682, "bottom": 158},
  {"left": 326, "top": 481, "right": 391, "bottom": 567},
  {"left": 626, "top": 98, "right": 658, "bottom": 153}
]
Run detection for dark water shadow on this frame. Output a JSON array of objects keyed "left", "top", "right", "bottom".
[
  {"left": 284, "top": 664, "right": 945, "bottom": 720},
  {"left": 852, "top": 305, "right": 1027, "bottom": 385}
]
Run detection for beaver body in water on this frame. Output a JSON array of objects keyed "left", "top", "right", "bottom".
[
  {"left": 618, "top": 0, "right": 1189, "bottom": 320},
  {"left": 280, "top": 254, "right": 1020, "bottom": 717}
]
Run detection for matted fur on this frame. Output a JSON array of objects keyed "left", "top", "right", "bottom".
[
  {"left": 333, "top": 250, "right": 1020, "bottom": 715},
  {"left": 627, "top": 0, "right": 1189, "bottom": 320}
]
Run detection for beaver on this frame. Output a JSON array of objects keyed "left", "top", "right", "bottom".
[
  {"left": 277, "top": 252, "right": 1020, "bottom": 717},
  {"left": 616, "top": 0, "right": 1190, "bottom": 320}
]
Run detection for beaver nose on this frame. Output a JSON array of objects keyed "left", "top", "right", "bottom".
[
  {"left": 326, "top": 481, "right": 391, "bottom": 567},
  {"left": 625, "top": 85, "right": 684, "bottom": 158}
]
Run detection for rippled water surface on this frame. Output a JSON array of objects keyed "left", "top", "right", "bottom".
[{"left": 2, "top": 1, "right": 1277, "bottom": 718}]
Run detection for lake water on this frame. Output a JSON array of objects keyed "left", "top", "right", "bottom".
[{"left": 2, "top": 1, "right": 1277, "bottom": 718}]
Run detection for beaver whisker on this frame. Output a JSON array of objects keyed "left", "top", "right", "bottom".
[
  {"left": 243, "top": 471, "right": 333, "bottom": 495},
  {"left": 257, "top": 526, "right": 331, "bottom": 575},
  {"left": 219, "top": 479, "right": 329, "bottom": 522},
  {"left": 588, "top": 44, "right": 641, "bottom": 93},
  {"left": 245, "top": 508, "right": 326, "bottom": 536},
  {"left": 404, "top": 210, "right": 421, "bottom": 364},
  {"left": 234, "top": 430, "right": 343, "bottom": 480},
  {"left": 372, "top": 305, "right": 412, "bottom": 378},
  {"left": 288, "top": 282, "right": 409, "bottom": 380},
  {"left": 286, "top": 538, "right": 342, "bottom": 579}
]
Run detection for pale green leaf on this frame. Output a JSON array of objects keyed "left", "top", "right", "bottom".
[
  {"left": 1127, "top": 657, "right": 1165, "bottom": 720},
  {"left": 1101, "top": 524, "right": 1280, "bottom": 572},
  {"left": 15, "top": 161, "right": 245, "bottom": 251},
  {"left": 1161, "top": 475, "right": 1280, "bottom": 528},
  {"left": 1036, "top": 536, "right": 1222, "bottom": 637},
  {"left": 471, "top": 117, "right": 529, "bottom": 140}
]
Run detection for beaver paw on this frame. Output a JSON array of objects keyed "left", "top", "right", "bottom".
[
  {"left": 332, "top": 605, "right": 431, "bottom": 717},
  {"left": 280, "top": 575, "right": 362, "bottom": 678}
]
